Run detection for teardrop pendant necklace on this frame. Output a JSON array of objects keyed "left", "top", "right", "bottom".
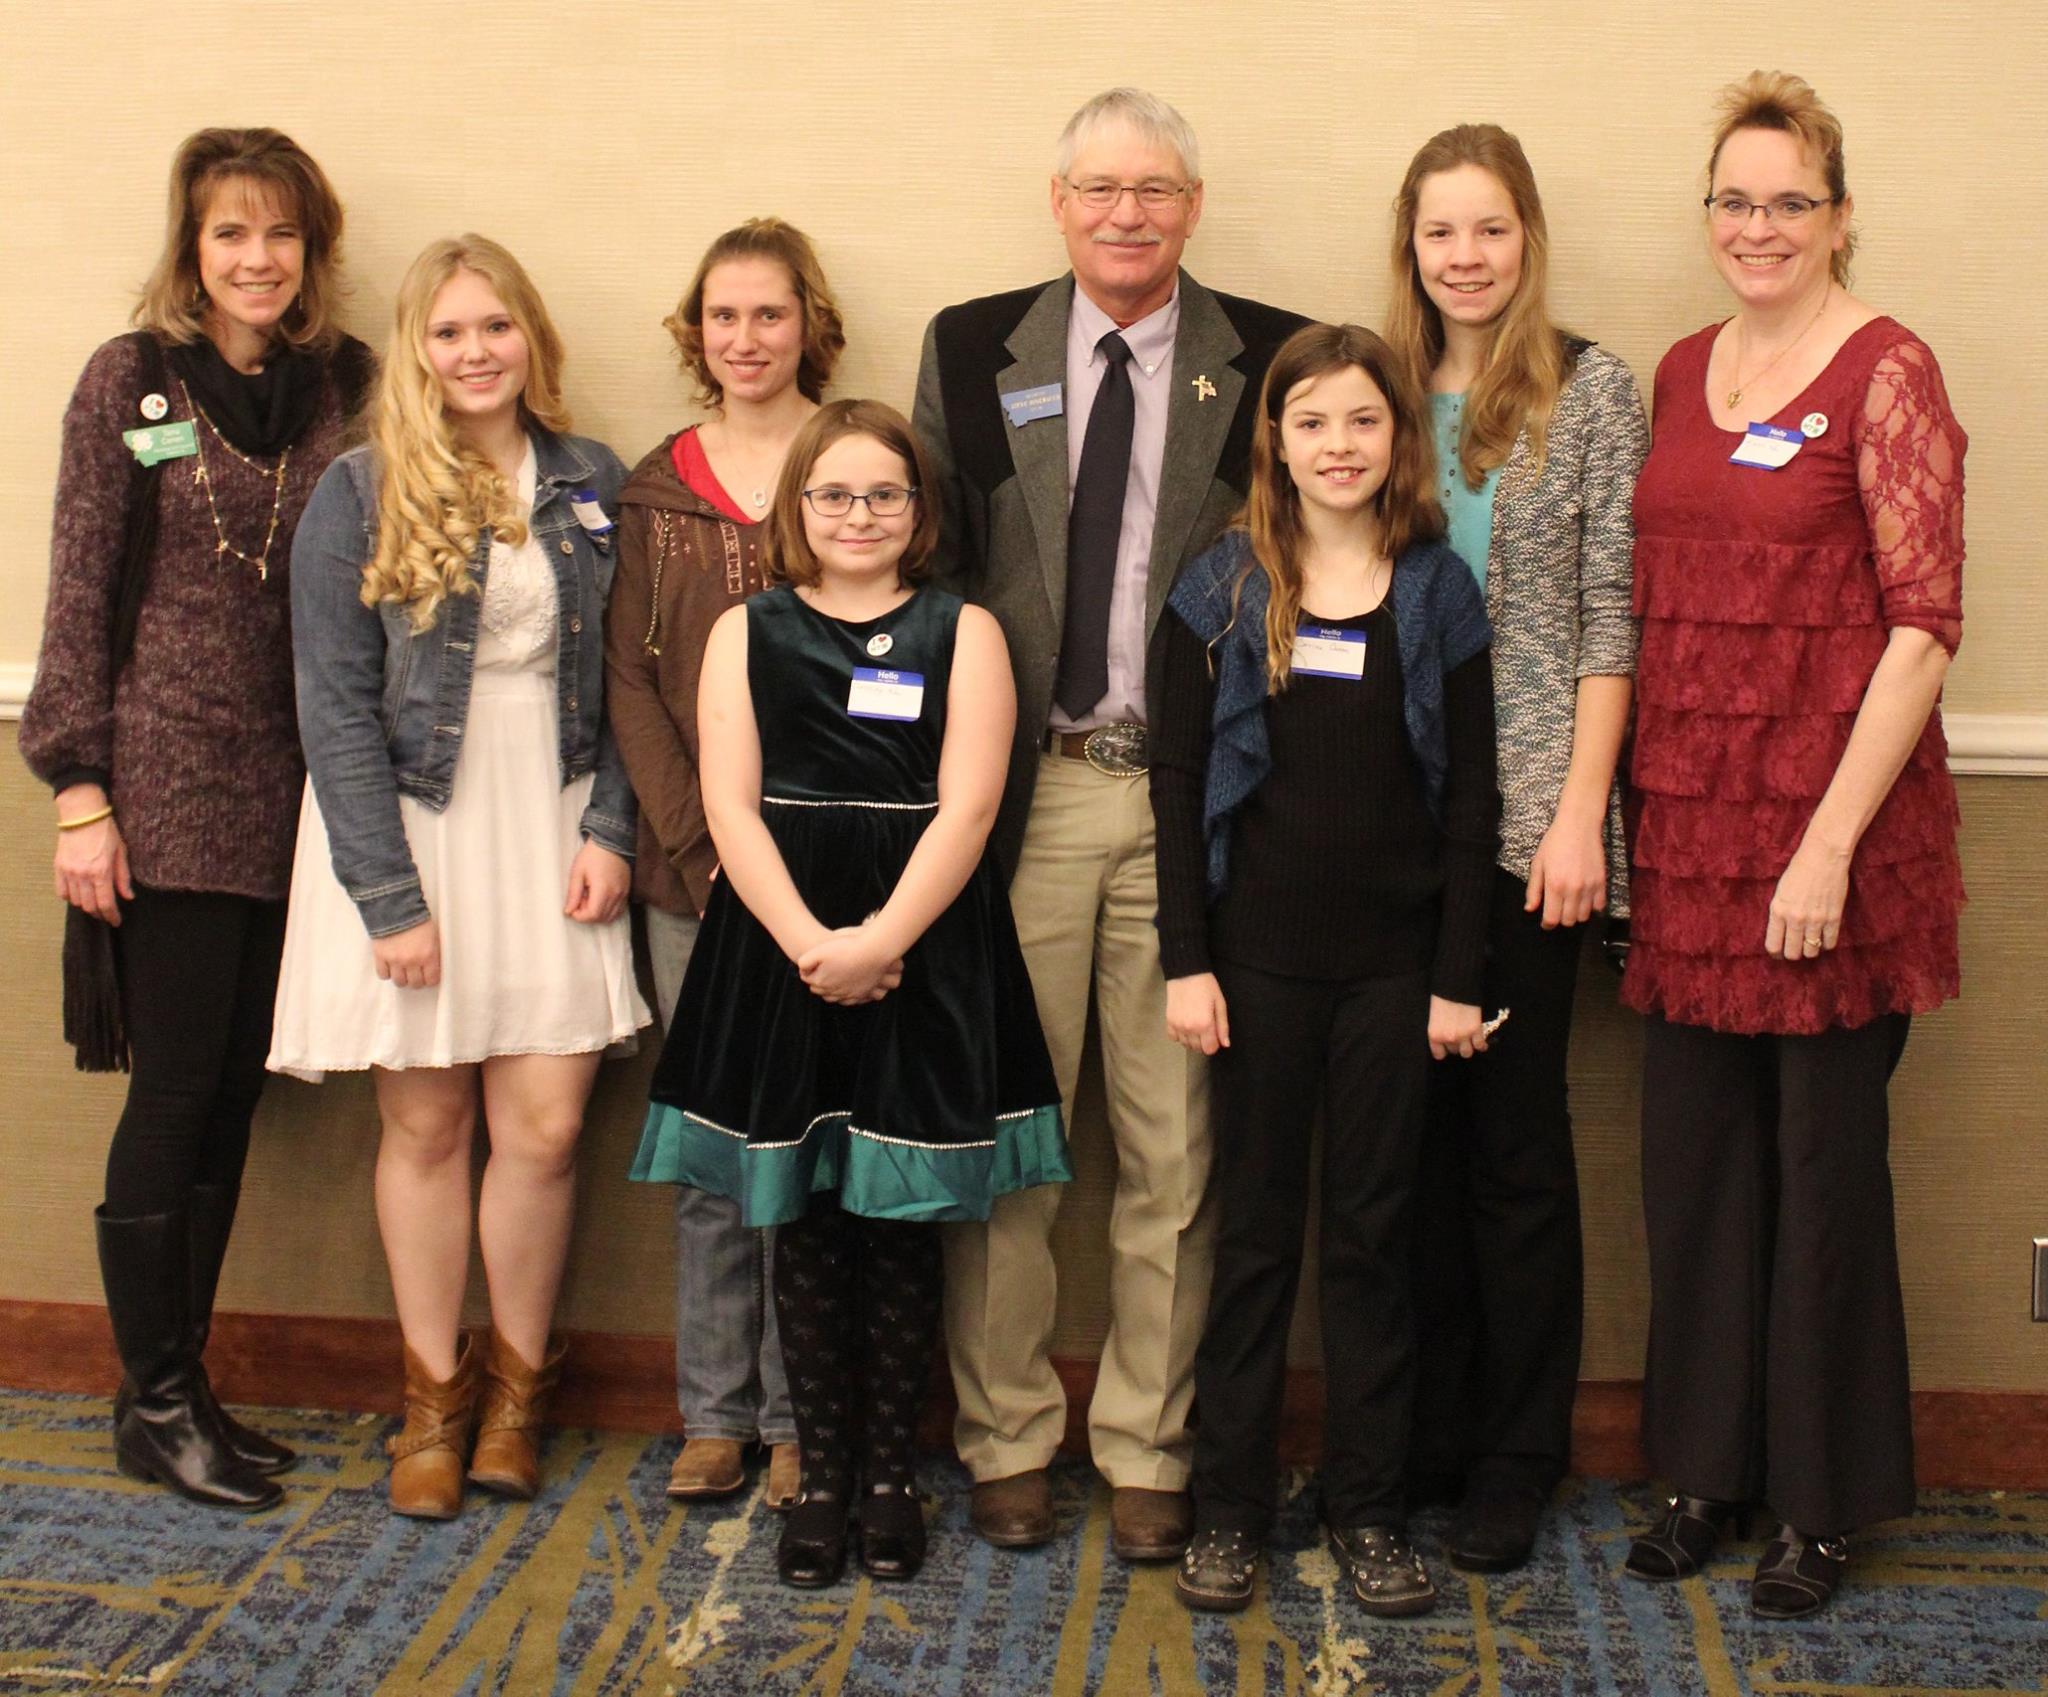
[{"left": 1727, "top": 287, "right": 1832, "bottom": 411}]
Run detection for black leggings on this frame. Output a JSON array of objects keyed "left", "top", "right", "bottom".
[
  {"left": 773, "top": 1201, "right": 943, "bottom": 1496},
  {"left": 102, "top": 886, "right": 287, "bottom": 1217}
]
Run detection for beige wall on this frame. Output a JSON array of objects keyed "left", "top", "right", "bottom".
[{"left": 3, "top": 2, "right": 2045, "bottom": 1394}]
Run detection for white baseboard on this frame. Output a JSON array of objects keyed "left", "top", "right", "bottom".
[{"left": 0, "top": 659, "right": 2040, "bottom": 775}]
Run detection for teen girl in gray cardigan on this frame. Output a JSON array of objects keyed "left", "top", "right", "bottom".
[{"left": 1384, "top": 124, "right": 1648, "bottom": 1573}]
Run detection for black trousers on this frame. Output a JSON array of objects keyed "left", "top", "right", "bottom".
[
  {"left": 103, "top": 886, "right": 287, "bottom": 1216},
  {"left": 1190, "top": 963, "right": 1431, "bottom": 1536},
  {"left": 1410, "top": 870, "right": 1586, "bottom": 1492},
  {"left": 1640, "top": 1011, "right": 1915, "bottom": 1535}
]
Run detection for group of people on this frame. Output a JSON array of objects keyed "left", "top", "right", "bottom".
[{"left": 23, "top": 72, "right": 1966, "bottom": 1629}]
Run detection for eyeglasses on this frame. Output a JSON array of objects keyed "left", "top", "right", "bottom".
[
  {"left": 801, "top": 486, "right": 918, "bottom": 518},
  {"left": 1062, "top": 177, "right": 1193, "bottom": 211},
  {"left": 1704, "top": 193, "right": 1839, "bottom": 225}
]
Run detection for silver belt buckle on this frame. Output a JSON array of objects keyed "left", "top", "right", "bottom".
[{"left": 1082, "top": 721, "right": 1148, "bottom": 778}]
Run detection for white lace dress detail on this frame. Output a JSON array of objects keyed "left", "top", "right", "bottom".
[{"left": 475, "top": 444, "right": 557, "bottom": 672}]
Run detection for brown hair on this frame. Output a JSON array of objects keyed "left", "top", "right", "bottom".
[
  {"left": 662, "top": 218, "right": 846, "bottom": 408},
  {"left": 1385, "top": 123, "right": 1567, "bottom": 490},
  {"left": 135, "top": 127, "right": 346, "bottom": 351},
  {"left": 1239, "top": 323, "right": 1444, "bottom": 692},
  {"left": 764, "top": 400, "right": 939, "bottom": 589},
  {"left": 1708, "top": 71, "right": 1856, "bottom": 286}
]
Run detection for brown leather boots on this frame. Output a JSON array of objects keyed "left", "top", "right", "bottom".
[
  {"left": 469, "top": 1329, "right": 565, "bottom": 1500},
  {"left": 388, "top": 1329, "right": 562, "bottom": 1519}
]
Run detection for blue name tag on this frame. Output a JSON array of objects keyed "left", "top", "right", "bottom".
[
  {"left": 570, "top": 489, "right": 616, "bottom": 534},
  {"left": 1728, "top": 423, "right": 1805, "bottom": 471},
  {"left": 1293, "top": 625, "right": 1368, "bottom": 680},
  {"left": 1000, "top": 382, "right": 1064, "bottom": 426},
  {"left": 847, "top": 667, "right": 926, "bottom": 721}
]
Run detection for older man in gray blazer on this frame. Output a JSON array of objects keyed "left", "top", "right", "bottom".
[{"left": 913, "top": 87, "right": 1305, "bottom": 1560}]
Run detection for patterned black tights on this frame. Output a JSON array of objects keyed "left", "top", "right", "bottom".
[{"left": 773, "top": 1203, "right": 942, "bottom": 1496}]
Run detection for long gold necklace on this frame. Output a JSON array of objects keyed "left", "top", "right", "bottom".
[
  {"left": 1727, "top": 287, "right": 1832, "bottom": 411},
  {"left": 181, "top": 382, "right": 291, "bottom": 581}
]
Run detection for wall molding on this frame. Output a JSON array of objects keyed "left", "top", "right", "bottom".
[
  {"left": 4, "top": 1299, "right": 2043, "bottom": 1489},
  {"left": 0, "top": 664, "right": 2039, "bottom": 775}
]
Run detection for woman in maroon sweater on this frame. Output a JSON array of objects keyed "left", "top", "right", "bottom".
[{"left": 20, "top": 128, "right": 370, "bottom": 1512}]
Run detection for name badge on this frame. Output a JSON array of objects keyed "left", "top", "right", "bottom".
[
  {"left": 570, "top": 490, "right": 615, "bottom": 535},
  {"left": 1001, "top": 382, "right": 1063, "bottom": 426},
  {"left": 1728, "top": 422, "right": 1805, "bottom": 471},
  {"left": 1293, "top": 625, "right": 1367, "bottom": 680},
  {"left": 847, "top": 667, "right": 925, "bottom": 721},
  {"left": 123, "top": 421, "right": 198, "bottom": 466}
]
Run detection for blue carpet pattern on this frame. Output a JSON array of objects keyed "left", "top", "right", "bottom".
[{"left": 2, "top": 1388, "right": 2045, "bottom": 1694}]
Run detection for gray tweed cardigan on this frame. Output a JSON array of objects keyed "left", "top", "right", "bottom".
[{"left": 1479, "top": 339, "right": 1647, "bottom": 916}]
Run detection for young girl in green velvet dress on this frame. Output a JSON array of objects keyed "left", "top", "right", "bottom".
[{"left": 631, "top": 399, "right": 1066, "bottom": 1588}]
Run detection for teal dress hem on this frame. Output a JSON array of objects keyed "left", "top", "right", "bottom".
[{"left": 631, "top": 1101, "right": 1070, "bottom": 1226}]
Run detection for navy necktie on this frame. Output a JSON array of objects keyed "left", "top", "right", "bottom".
[{"left": 1056, "top": 330, "right": 1136, "bottom": 720}]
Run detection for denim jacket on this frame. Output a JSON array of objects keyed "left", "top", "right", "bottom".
[{"left": 291, "top": 426, "right": 636, "bottom": 937}]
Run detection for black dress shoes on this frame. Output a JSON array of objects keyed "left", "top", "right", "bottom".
[
  {"left": 1751, "top": 1524, "right": 1847, "bottom": 1618},
  {"left": 858, "top": 1484, "right": 928, "bottom": 1580},
  {"left": 1448, "top": 1476, "right": 1549, "bottom": 1573},
  {"left": 1625, "top": 1492, "right": 1750, "bottom": 1581},
  {"left": 777, "top": 1491, "right": 850, "bottom": 1588}
]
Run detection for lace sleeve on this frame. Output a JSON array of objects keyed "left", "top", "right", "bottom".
[{"left": 1855, "top": 336, "right": 1966, "bottom": 655}]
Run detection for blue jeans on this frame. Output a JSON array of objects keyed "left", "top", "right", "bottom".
[{"left": 645, "top": 905, "right": 795, "bottom": 1444}]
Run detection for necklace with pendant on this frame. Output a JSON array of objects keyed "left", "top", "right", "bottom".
[
  {"left": 750, "top": 486, "right": 768, "bottom": 510},
  {"left": 181, "top": 383, "right": 290, "bottom": 581},
  {"left": 1727, "top": 287, "right": 1831, "bottom": 411}
]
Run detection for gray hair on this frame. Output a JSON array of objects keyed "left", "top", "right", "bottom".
[{"left": 1054, "top": 88, "right": 1201, "bottom": 182}]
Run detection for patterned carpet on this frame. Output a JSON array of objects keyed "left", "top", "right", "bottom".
[{"left": 2, "top": 1388, "right": 2045, "bottom": 1695}]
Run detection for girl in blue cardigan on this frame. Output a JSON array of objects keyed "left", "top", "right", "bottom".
[{"left": 1149, "top": 322, "right": 1499, "bottom": 1618}]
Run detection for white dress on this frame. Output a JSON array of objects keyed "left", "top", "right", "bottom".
[{"left": 268, "top": 446, "right": 649, "bottom": 1080}]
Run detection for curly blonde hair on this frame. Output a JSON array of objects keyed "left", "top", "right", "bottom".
[{"left": 362, "top": 236, "right": 571, "bottom": 630}]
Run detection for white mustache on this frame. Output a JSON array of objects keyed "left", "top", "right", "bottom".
[{"left": 1090, "top": 231, "right": 1164, "bottom": 247}]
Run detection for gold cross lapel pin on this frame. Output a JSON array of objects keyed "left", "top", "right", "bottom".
[{"left": 1192, "top": 373, "right": 1217, "bottom": 402}]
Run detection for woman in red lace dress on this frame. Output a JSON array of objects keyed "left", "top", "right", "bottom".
[{"left": 1621, "top": 73, "right": 1965, "bottom": 1620}]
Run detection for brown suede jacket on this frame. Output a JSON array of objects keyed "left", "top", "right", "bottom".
[{"left": 603, "top": 431, "right": 769, "bottom": 915}]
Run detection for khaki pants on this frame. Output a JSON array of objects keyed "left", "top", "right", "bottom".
[{"left": 942, "top": 752, "right": 1214, "bottom": 1489}]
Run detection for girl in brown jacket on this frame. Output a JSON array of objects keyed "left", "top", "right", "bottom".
[{"left": 604, "top": 218, "right": 845, "bottom": 1509}]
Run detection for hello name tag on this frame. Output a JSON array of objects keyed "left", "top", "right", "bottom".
[
  {"left": 1293, "top": 625, "right": 1368, "bottom": 680},
  {"left": 847, "top": 667, "right": 925, "bottom": 721},
  {"left": 570, "top": 490, "right": 615, "bottom": 535},
  {"left": 122, "top": 420, "right": 198, "bottom": 466},
  {"left": 1729, "top": 422, "right": 1805, "bottom": 470},
  {"left": 1001, "top": 382, "right": 1064, "bottom": 426}
]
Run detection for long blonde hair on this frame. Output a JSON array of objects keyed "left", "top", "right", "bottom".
[
  {"left": 1239, "top": 323, "right": 1443, "bottom": 692},
  {"left": 135, "top": 127, "right": 347, "bottom": 352},
  {"left": 1385, "top": 124, "right": 1568, "bottom": 491},
  {"left": 362, "top": 236, "right": 571, "bottom": 630}
]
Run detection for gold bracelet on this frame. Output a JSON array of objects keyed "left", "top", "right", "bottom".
[{"left": 57, "top": 805, "right": 114, "bottom": 831}]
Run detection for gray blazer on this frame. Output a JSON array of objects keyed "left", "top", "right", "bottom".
[
  {"left": 912, "top": 270, "right": 1306, "bottom": 876},
  {"left": 1479, "top": 341, "right": 1648, "bottom": 915}
]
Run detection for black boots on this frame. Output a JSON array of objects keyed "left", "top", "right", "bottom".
[
  {"left": 110, "top": 1186, "right": 296, "bottom": 1476},
  {"left": 96, "top": 1208, "right": 282, "bottom": 1512}
]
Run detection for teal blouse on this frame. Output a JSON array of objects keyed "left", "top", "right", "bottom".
[{"left": 1431, "top": 392, "right": 1502, "bottom": 590}]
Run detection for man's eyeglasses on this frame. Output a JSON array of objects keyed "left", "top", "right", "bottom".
[{"left": 1063, "top": 178, "right": 1192, "bottom": 211}]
